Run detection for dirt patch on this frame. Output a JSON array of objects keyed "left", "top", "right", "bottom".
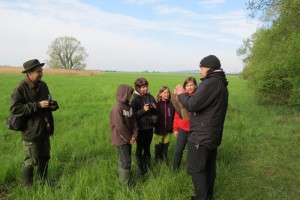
[
  {"left": 0, "top": 66, "right": 102, "bottom": 76},
  {"left": 0, "top": 185, "right": 12, "bottom": 200}
]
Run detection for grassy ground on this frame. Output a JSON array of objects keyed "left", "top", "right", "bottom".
[{"left": 0, "top": 72, "right": 299, "bottom": 200}]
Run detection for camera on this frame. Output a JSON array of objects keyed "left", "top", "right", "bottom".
[
  {"left": 148, "top": 102, "right": 153, "bottom": 109},
  {"left": 48, "top": 99, "right": 58, "bottom": 107},
  {"left": 48, "top": 94, "right": 58, "bottom": 107},
  {"left": 143, "top": 94, "right": 154, "bottom": 109}
]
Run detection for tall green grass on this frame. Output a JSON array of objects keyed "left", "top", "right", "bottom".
[{"left": 0, "top": 72, "right": 299, "bottom": 200}]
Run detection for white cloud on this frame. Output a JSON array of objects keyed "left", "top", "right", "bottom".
[
  {"left": 212, "top": 9, "right": 260, "bottom": 39},
  {"left": 125, "top": 0, "right": 158, "bottom": 5},
  {"left": 198, "top": 0, "right": 225, "bottom": 9},
  {"left": 0, "top": 0, "right": 257, "bottom": 72},
  {"left": 156, "top": 5, "right": 199, "bottom": 17}
]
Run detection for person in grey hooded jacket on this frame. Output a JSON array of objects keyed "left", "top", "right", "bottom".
[
  {"left": 110, "top": 84, "right": 138, "bottom": 186},
  {"left": 175, "top": 55, "right": 229, "bottom": 200}
]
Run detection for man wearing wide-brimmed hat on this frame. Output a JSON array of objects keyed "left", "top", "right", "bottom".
[{"left": 9, "top": 59, "right": 59, "bottom": 190}]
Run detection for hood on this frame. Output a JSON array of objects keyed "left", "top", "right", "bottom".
[
  {"left": 116, "top": 84, "right": 134, "bottom": 103},
  {"left": 202, "top": 70, "right": 229, "bottom": 86}
]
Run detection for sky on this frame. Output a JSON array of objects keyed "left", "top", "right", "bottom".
[{"left": 0, "top": 0, "right": 260, "bottom": 73}]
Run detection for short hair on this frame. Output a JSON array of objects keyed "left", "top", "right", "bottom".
[{"left": 134, "top": 77, "right": 149, "bottom": 91}]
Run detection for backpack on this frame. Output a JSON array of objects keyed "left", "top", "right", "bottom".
[{"left": 6, "top": 114, "right": 26, "bottom": 131}]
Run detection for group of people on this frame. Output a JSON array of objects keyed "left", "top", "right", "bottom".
[
  {"left": 110, "top": 55, "right": 229, "bottom": 200},
  {"left": 10, "top": 55, "right": 228, "bottom": 200}
]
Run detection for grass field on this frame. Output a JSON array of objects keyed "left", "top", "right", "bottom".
[{"left": 0, "top": 70, "right": 299, "bottom": 200}]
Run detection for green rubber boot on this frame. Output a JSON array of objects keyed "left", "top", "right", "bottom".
[{"left": 118, "top": 168, "right": 131, "bottom": 186}]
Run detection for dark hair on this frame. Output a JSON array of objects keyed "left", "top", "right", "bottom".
[
  {"left": 156, "top": 86, "right": 170, "bottom": 102},
  {"left": 183, "top": 77, "right": 197, "bottom": 88},
  {"left": 134, "top": 77, "right": 149, "bottom": 91}
]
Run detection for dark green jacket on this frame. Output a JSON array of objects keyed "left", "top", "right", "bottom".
[{"left": 10, "top": 76, "right": 57, "bottom": 142}]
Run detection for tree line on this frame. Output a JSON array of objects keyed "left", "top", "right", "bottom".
[{"left": 237, "top": 0, "right": 299, "bottom": 105}]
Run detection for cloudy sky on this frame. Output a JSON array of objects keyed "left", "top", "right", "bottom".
[{"left": 0, "top": 0, "right": 259, "bottom": 73}]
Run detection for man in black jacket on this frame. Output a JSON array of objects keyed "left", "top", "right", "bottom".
[
  {"left": 10, "top": 59, "right": 59, "bottom": 190},
  {"left": 175, "top": 55, "right": 228, "bottom": 200}
]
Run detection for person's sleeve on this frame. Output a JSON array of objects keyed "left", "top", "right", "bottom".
[
  {"left": 132, "top": 117, "right": 138, "bottom": 138},
  {"left": 173, "top": 112, "right": 180, "bottom": 132},
  {"left": 178, "top": 81, "right": 216, "bottom": 113},
  {"left": 111, "top": 106, "right": 131, "bottom": 142},
  {"left": 131, "top": 97, "right": 147, "bottom": 119},
  {"left": 10, "top": 87, "right": 41, "bottom": 116}
]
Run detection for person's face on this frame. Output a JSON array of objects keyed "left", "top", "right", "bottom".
[
  {"left": 200, "top": 66, "right": 210, "bottom": 78},
  {"left": 159, "top": 89, "right": 170, "bottom": 101},
  {"left": 185, "top": 82, "right": 197, "bottom": 94},
  {"left": 28, "top": 66, "right": 43, "bottom": 83},
  {"left": 138, "top": 85, "right": 149, "bottom": 95}
]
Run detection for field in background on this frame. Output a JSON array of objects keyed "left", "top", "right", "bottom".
[
  {"left": 0, "top": 72, "right": 299, "bottom": 200},
  {"left": 0, "top": 66, "right": 102, "bottom": 76}
]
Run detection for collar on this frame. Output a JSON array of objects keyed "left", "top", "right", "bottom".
[{"left": 23, "top": 76, "right": 41, "bottom": 89}]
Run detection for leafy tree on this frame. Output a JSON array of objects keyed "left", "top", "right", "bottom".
[
  {"left": 237, "top": 0, "right": 300, "bottom": 105},
  {"left": 47, "top": 36, "right": 88, "bottom": 70}
]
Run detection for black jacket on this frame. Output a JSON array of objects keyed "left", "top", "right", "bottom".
[
  {"left": 154, "top": 100, "right": 174, "bottom": 135},
  {"left": 131, "top": 92, "right": 157, "bottom": 130},
  {"left": 178, "top": 71, "right": 229, "bottom": 149}
]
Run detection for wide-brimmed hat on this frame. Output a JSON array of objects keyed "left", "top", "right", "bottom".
[{"left": 22, "top": 59, "right": 45, "bottom": 73}]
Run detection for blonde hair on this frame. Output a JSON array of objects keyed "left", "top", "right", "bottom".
[{"left": 156, "top": 86, "right": 170, "bottom": 102}]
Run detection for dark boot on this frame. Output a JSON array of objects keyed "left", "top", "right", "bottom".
[
  {"left": 143, "top": 155, "right": 151, "bottom": 173},
  {"left": 22, "top": 165, "right": 33, "bottom": 191},
  {"left": 118, "top": 168, "right": 131, "bottom": 186},
  {"left": 162, "top": 143, "right": 169, "bottom": 164},
  {"left": 154, "top": 143, "right": 163, "bottom": 163},
  {"left": 136, "top": 155, "right": 145, "bottom": 176},
  {"left": 37, "top": 159, "right": 49, "bottom": 184}
]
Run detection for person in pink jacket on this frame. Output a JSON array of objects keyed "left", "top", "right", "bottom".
[
  {"left": 110, "top": 84, "right": 138, "bottom": 186},
  {"left": 173, "top": 77, "right": 197, "bottom": 172}
]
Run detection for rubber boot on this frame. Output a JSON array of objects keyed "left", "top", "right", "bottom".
[
  {"left": 37, "top": 159, "right": 49, "bottom": 184},
  {"left": 136, "top": 155, "right": 145, "bottom": 176},
  {"left": 118, "top": 168, "right": 131, "bottom": 186},
  {"left": 162, "top": 143, "right": 169, "bottom": 164},
  {"left": 154, "top": 143, "right": 163, "bottom": 163},
  {"left": 22, "top": 165, "right": 33, "bottom": 191}
]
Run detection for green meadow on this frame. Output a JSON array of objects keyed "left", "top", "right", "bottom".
[{"left": 0, "top": 72, "right": 299, "bottom": 200}]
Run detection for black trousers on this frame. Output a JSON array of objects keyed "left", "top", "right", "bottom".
[
  {"left": 173, "top": 129, "right": 188, "bottom": 167},
  {"left": 187, "top": 141, "right": 217, "bottom": 200},
  {"left": 118, "top": 144, "right": 132, "bottom": 170},
  {"left": 135, "top": 129, "right": 153, "bottom": 158}
]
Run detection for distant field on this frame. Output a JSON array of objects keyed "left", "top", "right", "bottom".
[
  {"left": 0, "top": 72, "right": 299, "bottom": 200},
  {"left": 0, "top": 66, "right": 102, "bottom": 76}
]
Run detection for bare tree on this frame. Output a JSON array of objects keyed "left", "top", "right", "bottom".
[{"left": 47, "top": 36, "right": 88, "bottom": 70}]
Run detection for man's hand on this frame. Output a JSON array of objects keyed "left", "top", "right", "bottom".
[
  {"left": 39, "top": 100, "right": 49, "bottom": 108},
  {"left": 175, "top": 85, "right": 185, "bottom": 95}
]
